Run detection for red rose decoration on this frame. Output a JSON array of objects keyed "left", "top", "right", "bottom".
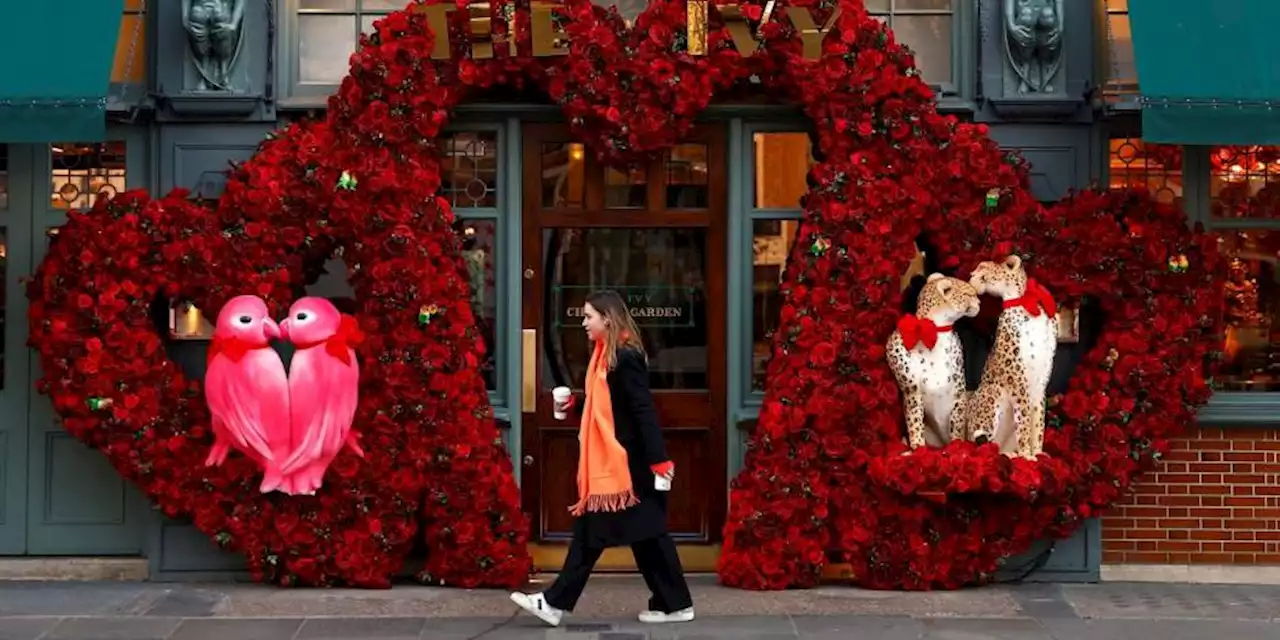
[
  {"left": 28, "top": 129, "right": 531, "bottom": 588},
  {"left": 28, "top": 0, "right": 1223, "bottom": 592}
]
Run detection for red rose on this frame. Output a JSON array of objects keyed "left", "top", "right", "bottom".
[{"left": 810, "top": 341, "right": 837, "bottom": 367}]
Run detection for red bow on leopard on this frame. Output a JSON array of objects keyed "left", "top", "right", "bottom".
[
  {"left": 1003, "top": 278, "right": 1058, "bottom": 317},
  {"left": 897, "top": 315, "right": 953, "bottom": 350}
]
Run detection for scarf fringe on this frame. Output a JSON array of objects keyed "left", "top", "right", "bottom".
[{"left": 570, "top": 490, "right": 640, "bottom": 516}]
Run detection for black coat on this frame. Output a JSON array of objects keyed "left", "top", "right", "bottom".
[{"left": 574, "top": 346, "right": 672, "bottom": 549}]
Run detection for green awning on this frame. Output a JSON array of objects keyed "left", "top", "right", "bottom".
[
  {"left": 1129, "top": 0, "right": 1280, "bottom": 146},
  {"left": 0, "top": 1, "right": 125, "bottom": 143}
]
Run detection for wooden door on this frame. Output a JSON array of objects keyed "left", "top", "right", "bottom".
[{"left": 521, "top": 124, "right": 727, "bottom": 571}]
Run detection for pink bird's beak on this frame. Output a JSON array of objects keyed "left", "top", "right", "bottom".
[
  {"left": 263, "top": 318, "right": 282, "bottom": 340},
  {"left": 277, "top": 318, "right": 291, "bottom": 341}
]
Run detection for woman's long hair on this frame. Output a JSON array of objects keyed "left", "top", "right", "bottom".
[{"left": 585, "top": 290, "right": 646, "bottom": 369}]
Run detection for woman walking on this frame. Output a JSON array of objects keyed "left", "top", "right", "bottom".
[{"left": 511, "top": 291, "right": 694, "bottom": 627}]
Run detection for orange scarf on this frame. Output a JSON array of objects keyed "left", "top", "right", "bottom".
[{"left": 570, "top": 340, "right": 639, "bottom": 516}]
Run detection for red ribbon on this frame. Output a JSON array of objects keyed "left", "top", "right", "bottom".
[
  {"left": 897, "top": 315, "right": 953, "bottom": 350},
  {"left": 294, "top": 314, "right": 365, "bottom": 365},
  {"left": 207, "top": 336, "right": 271, "bottom": 363},
  {"left": 1002, "top": 278, "right": 1057, "bottom": 317}
]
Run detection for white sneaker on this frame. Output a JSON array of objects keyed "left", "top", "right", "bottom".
[
  {"left": 510, "top": 591, "right": 563, "bottom": 627},
  {"left": 638, "top": 607, "right": 695, "bottom": 623}
]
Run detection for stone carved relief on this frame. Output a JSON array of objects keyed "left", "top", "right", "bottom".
[
  {"left": 1002, "top": 0, "right": 1064, "bottom": 94},
  {"left": 183, "top": 0, "right": 246, "bottom": 91}
]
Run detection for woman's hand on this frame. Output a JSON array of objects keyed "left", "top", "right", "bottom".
[{"left": 651, "top": 461, "right": 675, "bottom": 480}]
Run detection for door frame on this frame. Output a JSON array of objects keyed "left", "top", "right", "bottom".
[
  {"left": 0, "top": 144, "right": 36, "bottom": 554},
  {"left": 518, "top": 122, "right": 729, "bottom": 568}
]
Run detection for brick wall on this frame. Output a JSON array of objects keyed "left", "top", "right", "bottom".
[{"left": 1102, "top": 428, "right": 1280, "bottom": 565}]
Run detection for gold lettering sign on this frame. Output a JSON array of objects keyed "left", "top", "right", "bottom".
[
  {"left": 785, "top": 7, "right": 841, "bottom": 61},
  {"left": 414, "top": 2, "right": 836, "bottom": 62},
  {"left": 687, "top": 0, "right": 708, "bottom": 56},
  {"left": 416, "top": 4, "right": 456, "bottom": 59},
  {"left": 716, "top": 5, "right": 764, "bottom": 57},
  {"left": 530, "top": 2, "right": 570, "bottom": 57},
  {"left": 466, "top": 3, "right": 518, "bottom": 59}
]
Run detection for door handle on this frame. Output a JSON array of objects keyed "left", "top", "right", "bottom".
[{"left": 522, "top": 328, "right": 536, "bottom": 413}]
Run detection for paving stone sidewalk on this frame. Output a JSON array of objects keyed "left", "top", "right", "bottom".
[{"left": 1, "top": 577, "right": 1279, "bottom": 639}]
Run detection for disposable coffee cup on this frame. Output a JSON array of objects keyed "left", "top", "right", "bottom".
[
  {"left": 552, "top": 386, "right": 572, "bottom": 420},
  {"left": 654, "top": 474, "right": 672, "bottom": 492}
]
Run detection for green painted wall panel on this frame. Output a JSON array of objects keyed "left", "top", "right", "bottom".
[
  {"left": 0, "top": 145, "right": 36, "bottom": 554},
  {"left": 3, "top": 130, "right": 149, "bottom": 556}
]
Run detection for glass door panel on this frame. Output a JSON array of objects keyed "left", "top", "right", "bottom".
[{"left": 541, "top": 227, "right": 709, "bottom": 392}]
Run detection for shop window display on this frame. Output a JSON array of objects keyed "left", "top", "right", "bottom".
[
  {"left": 1209, "top": 146, "right": 1280, "bottom": 391},
  {"left": 1110, "top": 140, "right": 1280, "bottom": 392},
  {"left": 50, "top": 142, "right": 127, "bottom": 211}
]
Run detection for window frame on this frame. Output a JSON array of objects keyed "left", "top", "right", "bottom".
[
  {"left": 729, "top": 121, "right": 809, "bottom": 432},
  {"left": 281, "top": 0, "right": 398, "bottom": 102},
  {"left": 442, "top": 122, "right": 511, "bottom": 417},
  {"left": 866, "top": 0, "right": 971, "bottom": 99},
  {"left": 277, "top": 0, "right": 977, "bottom": 106},
  {"left": 107, "top": 1, "right": 149, "bottom": 110}
]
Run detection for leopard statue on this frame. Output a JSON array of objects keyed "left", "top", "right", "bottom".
[
  {"left": 961, "top": 255, "right": 1058, "bottom": 459},
  {"left": 886, "top": 273, "right": 982, "bottom": 451}
]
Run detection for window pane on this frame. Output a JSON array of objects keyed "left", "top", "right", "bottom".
[
  {"left": 113, "top": 10, "right": 146, "bottom": 84},
  {"left": 0, "top": 145, "right": 8, "bottom": 210},
  {"left": 1106, "top": 13, "right": 1136, "bottom": 87},
  {"left": 541, "top": 143, "right": 586, "bottom": 208},
  {"left": 169, "top": 301, "right": 215, "bottom": 340},
  {"left": 605, "top": 166, "right": 646, "bottom": 208},
  {"left": 50, "top": 142, "right": 127, "bottom": 211},
  {"left": 299, "top": 14, "right": 357, "bottom": 85},
  {"left": 440, "top": 131, "right": 499, "bottom": 208},
  {"left": 457, "top": 219, "right": 499, "bottom": 391},
  {"left": 897, "top": 0, "right": 952, "bottom": 9},
  {"left": 362, "top": 0, "right": 407, "bottom": 9},
  {"left": 1209, "top": 146, "right": 1280, "bottom": 219},
  {"left": 1217, "top": 230, "right": 1280, "bottom": 391},
  {"left": 751, "top": 219, "right": 799, "bottom": 391},
  {"left": 300, "top": 0, "right": 356, "bottom": 9},
  {"left": 1108, "top": 138, "right": 1184, "bottom": 206},
  {"left": 544, "top": 227, "right": 708, "bottom": 390},
  {"left": 0, "top": 228, "right": 6, "bottom": 389},
  {"left": 666, "top": 143, "right": 708, "bottom": 208},
  {"left": 890, "top": 14, "right": 953, "bottom": 85},
  {"left": 865, "top": 0, "right": 891, "bottom": 10},
  {"left": 753, "top": 133, "right": 811, "bottom": 209}
]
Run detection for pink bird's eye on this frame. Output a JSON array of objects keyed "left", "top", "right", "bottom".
[
  {"left": 296, "top": 312, "right": 308, "bottom": 320},
  {"left": 237, "top": 315, "right": 252, "bottom": 325}
]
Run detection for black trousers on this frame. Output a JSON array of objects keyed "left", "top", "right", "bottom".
[{"left": 542, "top": 533, "right": 694, "bottom": 614}]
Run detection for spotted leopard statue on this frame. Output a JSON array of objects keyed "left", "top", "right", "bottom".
[
  {"left": 887, "top": 273, "right": 982, "bottom": 451},
  {"left": 962, "top": 255, "right": 1057, "bottom": 459}
]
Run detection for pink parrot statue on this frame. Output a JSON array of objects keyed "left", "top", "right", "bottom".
[
  {"left": 277, "top": 296, "right": 365, "bottom": 495},
  {"left": 204, "top": 295, "right": 290, "bottom": 493}
]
